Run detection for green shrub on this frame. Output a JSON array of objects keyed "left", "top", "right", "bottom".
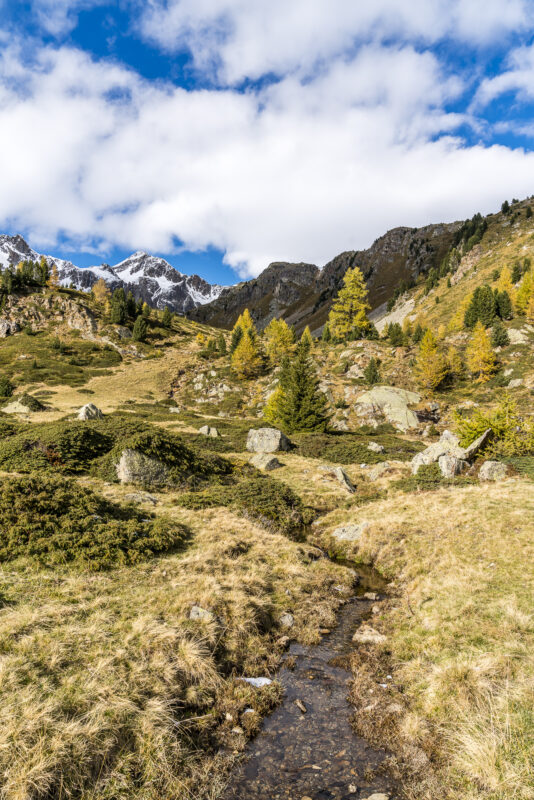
[
  {"left": 293, "top": 432, "right": 421, "bottom": 464},
  {"left": 0, "top": 376, "right": 14, "bottom": 398},
  {"left": 0, "top": 474, "right": 189, "bottom": 570},
  {"left": 454, "top": 395, "right": 534, "bottom": 457},
  {"left": 393, "top": 463, "right": 475, "bottom": 493}
]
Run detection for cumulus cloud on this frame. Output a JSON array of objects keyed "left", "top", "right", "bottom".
[
  {"left": 1, "top": 39, "right": 534, "bottom": 277},
  {"left": 138, "top": 0, "right": 534, "bottom": 84},
  {"left": 475, "top": 43, "right": 534, "bottom": 107},
  {"left": 30, "top": 0, "right": 107, "bottom": 36}
]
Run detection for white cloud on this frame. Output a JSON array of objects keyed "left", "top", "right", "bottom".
[
  {"left": 475, "top": 43, "right": 534, "bottom": 107},
  {"left": 138, "top": 0, "right": 534, "bottom": 84},
  {"left": 31, "top": 0, "right": 107, "bottom": 35},
  {"left": 1, "top": 41, "right": 534, "bottom": 278}
]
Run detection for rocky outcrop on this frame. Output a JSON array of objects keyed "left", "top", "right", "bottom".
[
  {"left": 0, "top": 319, "right": 20, "bottom": 337},
  {"left": 331, "top": 522, "right": 368, "bottom": 542},
  {"left": 479, "top": 461, "right": 508, "bottom": 481},
  {"left": 198, "top": 425, "right": 220, "bottom": 438},
  {"left": 319, "top": 465, "right": 355, "bottom": 493},
  {"left": 355, "top": 386, "right": 421, "bottom": 431},
  {"left": 249, "top": 453, "right": 282, "bottom": 471},
  {"left": 246, "top": 428, "right": 291, "bottom": 453},
  {"left": 77, "top": 403, "right": 104, "bottom": 420},
  {"left": 115, "top": 449, "right": 171, "bottom": 486},
  {"left": 411, "top": 428, "right": 492, "bottom": 476}
]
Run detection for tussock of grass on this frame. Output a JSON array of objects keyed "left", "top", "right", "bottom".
[
  {"left": 0, "top": 474, "right": 188, "bottom": 569},
  {"left": 293, "top": 431, "right": 422, "bottom": 464}
]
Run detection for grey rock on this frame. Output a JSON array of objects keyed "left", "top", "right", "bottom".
[
  {"left": 368, "top": 462, "right": 390, "bottom": 481},
  {"left": 331, "top": 522, "right": 368, "bottom": 542},
  {"left": 352, "top": 625, "right": 387, "bottom": 645},
  {"left": 463, "top": 428, "right": 493, "bottom": 460},
  {"left": 115, "top": 325, "right": 132, "bottom": 339},
  {"left": 320, "top": 465, "right": 355, "bottom": 493},
  {"left": 246, "top": 427, "right": 291, "bottom": 453},
  {"left": 198, "top": 425, "right": 219, "bottom": 437},
  {"left": 508, "top": 328, "right": 528, "bottom": 345},
  {"left": 355, "top": 385, "right": 421, "bottom": 431},
  {"left": 249, "top": 453, "right": 282, "bottom": 471},
  {"left": 479, "top": 460, "right": 508, "bottom": 481},
  {"left": 438, "top": 454, "right": 466, "bottom": 479},
  {"left": 189, "top": 605, "right": 215, "bottom": 622},
  {"left": 77, "top": 402, "right": 104, "bottom": 420},
  {"left": 508, "top": 378, "right": 524, "bottom": 388},
  {"left": 412, "top": 428, "right": 478, "bottom": 474},
  {"left": 0, "top": 319, "right": 19, "bottom": 338},
  {"left": 124, "top": 492, "right": 158, "bottom": 505},
  {"left": 367, "top": 441, "right": 385, "bottom": 453},
  {"left": 116, "top": 449, "right": 171, "bottom": 486},
  {"left": 279, "top": 612, "right": 294, "bottom": 629},
  {"left": 1, "top": 399, "right": 33, "bottom": 414}
]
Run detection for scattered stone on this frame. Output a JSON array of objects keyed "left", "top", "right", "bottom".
[
  {"left": 331, "top": 522, "right": 368, "bottom": 543},
  {"left": 239, "top": 677, "right": 273, "bottom": 688},
  {"left": 277, "top": 635, "right": 290, "bottom": 649},
  {"left": 367, "top": 442, "right": 385, "bottom": 454},
  {"left": 479, "top": 460, "right": 508, "bottom": 481},
  {"left": 438, "top": 454, "right": 466, "bottom": 479},
  {"left": 249, "top": 453, "right": 282, "bottom": 471},
  {"left": 319, "top": 465, "right": 355, "bottom": 493},
  {"left": 355, "top": 385, "right": 421, "bottom": 431},
  {"left": 352, "top": 625, "right": 387, "bottom": 645},
  {"left": 198, "top": 425, "right": 220, "bottom": 437},
  {"left": 124, "top": 492, "right": 158, "bottom": 505},
  {"left": 77, "top": 402, "right": 104, "bottom": 420},
  {"left": 363, "top": 592, "right": 378, "bottom": 601},
  {"left": 463, "top": 428, "right": 493, "bottom": 460},
  {"left": 1, "top": 399, "right": 33, "bottom": 414},
  {"left": 362, "top": 795, "right": 389, "bottom": 800},
  {"left": 169, "top": 406, "right": 181, "bottom": 413},
  {"left": 508, "top": 378, "right": 524, "bottom": 388},
  {"left": 189, "top": 605, "right": 215, "bottom": 622},
  {"left": 508, "top": 328, "right": 528, "bottom": 345},
  {"left": 294, "top": 698, "right": 307, "bottom": 713},
  {"left": 279, "top": 612, "right": 294, "bottom": 629},
  {"left": 116, "top": 449, "right": 171, "bottom": 487},
  {"left": 246, "top": 427, "right": 292, "bottom": 453},
  {"left": 346, "top": 364, "right": 364, "bottom": 379},
  {"left": 368, "top": 462, "right": 390, "bottom": 481},
  {"left": 231, "top": 726, "right": 244, "bottom": 735},
  {"left": 115, "top": 325, "right": 132, "bottom": 339},
  {"left": 412, "top": 428, "right": 483, "bottom": 474},
  {"left": 331, "top": 417, "right": 350, "bottom": 432}
]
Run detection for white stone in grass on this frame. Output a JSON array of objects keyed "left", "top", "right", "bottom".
[
  {"left": 77, "top": 402, "right": 104, "bottom": 420},
  {"left": 239, "top": 677, "right": 272, "bottom": 688},
  {"left": 249, "top": 453, "right": 282, "bottom": 471},
  {"left": 331, "top": 523, "right": 368, "bottom": 543},
  {"left": 198, "top": 425, "right": 219, "bottom": 437},
  {"left": 479, "top": 461, "right": 508, "bottom": 481},
  {"left": 189, "top": 605, "right": 215, "bottom": 622},
  {"left": 246, "top": 427, "right": 291, "bottom": 453},
  {"left": 279, "top": 612, "right": 294, "bottom": 629}
]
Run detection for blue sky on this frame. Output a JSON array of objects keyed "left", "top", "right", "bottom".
[{"left": 2, "top": 1, "right": 534, "bottom": 286}]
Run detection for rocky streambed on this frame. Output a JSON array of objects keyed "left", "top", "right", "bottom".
[{"left": 220, "top": 566, "right": 399, "bottom": 800}]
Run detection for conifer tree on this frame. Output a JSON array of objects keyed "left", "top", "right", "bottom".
[
  {"left": 496, "top": 290, "right": 513, "bottom": 320},
  {"left": 414, "top": 330, "right": 449, "bottom": 393},
  {"left": 264, "top": 318, "right": 295, "bottom": 364},
  {"left": 142, "top": 302, "right": 151, "bottom": 318},
  {"left": 126, "top": 291, "right": 137, "bottom": 318},
  {"left": 321, "top": 323, "right": 331, "bottom": 342},
  {"left": 265, "top": 342, "right": 329, "bottom": 433},
  {"left": 91, "top": 278, "right": 111, "bottom": 309},
  {"left": 497, "top": 265, "right": 514, "bottom": 299},
  {"left": 300, "top": 325, "right": 313, "bottom": 351},
  {"left": 231, "top": 328, "right": 263, "bottom": 379},
  {"left": 412, "top": 323, "right": 425, "bottom": 344},
  {"left": 387, "top": 322, "right": 404, "bottom": 346},
  {"left": 327, "top": 267, "right": 370, "bottom": 341},
  {"left": 229, "top": 309, "right": 255, "bottom": 354},
  {"left": 110, "top": 288, "right": 127, "bottom": 324},
  {"left": 363, "top": 357, "right": 380, "bottom": 386},
  {"left": 526, "top": 295, "right": 534, "bottom": 324},
  {"left": 446, "top": 346, "right": 464, "bottom": 380},
  {"left": 466, "top": 321, "right": 496, "bottom": 382},
  {"left": 162, "top": 306, "right": 173, "bottom": 328},
  {"left": 491, "top": 320, "right": 510, "bottom": 347},
  {"left": 39, "top": 256, "right": 49, "bottom": 286},
  {"left": 511, "top": 262, "right": 522, "bottom": 283},
  {"left": 217, "top": 333, "right": 227, "bottom": 355},
  {"left": 132, "top": 315, "right": 148, "bottom": 342},
  {"left": 230, "top": 324, "right": 243, "bottom": 353},
  {"left": 47, "top": 262, "right": 60, "bottom": 290},
  {"left": 515, "top": 270, "right": 533, "bottom": 314},
  {"left": 195, "top": 332, "right": 206, "bottom": 347}
]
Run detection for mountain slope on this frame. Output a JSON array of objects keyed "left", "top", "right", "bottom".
[
  {"left": 0, "top": 235, "right": 223, "bottom": 314},
  {"left": 189, "top": 222, "right": 461, "bottom": 333}
]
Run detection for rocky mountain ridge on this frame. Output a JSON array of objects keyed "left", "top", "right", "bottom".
[
  {"left": 0, "top": 234, "right": 223, "bottom": 314},
  {"left": 189, "top": 222, "right": 461, "bottom": 333}
]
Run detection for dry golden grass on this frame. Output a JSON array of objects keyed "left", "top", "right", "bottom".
[
  {"left": 0, "top": 499, "right": 352, "bottom": 800},
  {"left": 316, "top": 479, "right": 534, "bottom": 800}
]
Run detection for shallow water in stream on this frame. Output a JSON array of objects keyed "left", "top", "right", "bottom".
[{"left": 221, "top": 568, "right": 400, "bottom": 800}]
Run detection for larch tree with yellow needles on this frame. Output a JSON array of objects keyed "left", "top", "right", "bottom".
[
  {"left": 414, "top": 329, "right": 449, "bottom": 393},
  {"left": 327, "top": 266, "right": 370, "bottom": 341},
  {"left": 231, "top": 328, "right": 263, "bottom": 379},
  {"left": 466, "top": 321, "right": 496, "bottom": 382},
  {"left": 47, "top": 262, "right": 60, "bottom": 290},
  {"left": 264, "top": 318, "right": 295, "bottom": 365}
]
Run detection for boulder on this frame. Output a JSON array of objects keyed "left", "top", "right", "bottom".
[
  {"left": 249, "top": 453, "right": 282, "bottom": 471},
  {"left": 198, "top": 425, "right": 219, "bottom": 438},
  {"left": 438, "top": 454, "right": 466, "bottom": 479},
  {"left": 331, "top": 522, "right": 368, "bottom": 543},
  {"left": 77, "top": 402, "right": 104, "bottom": 420},
  {"left": 368, "top": 462, "right": 390, "bottom": 481},
  {"left": 355, "top": 386, "right": 421, "bottom": 431},
  {"left": 507, "top": 328, "right": 528, "bottom": 345},
  {"left": 246, "top": 427, "right": 291, "bottom": 453},
  {"left": 116, "top": 449, "right": 171, "bottom": 486},
  {"left": 508, "top": 378, "right": 524, "bottom": 389},
  {"left": 115, "top": 325, "right": 132, "bottom": 340},
  {"left": 1, "top": 399, "right": 32, "bottom": 414},
  {"left": 479, "top": 461, "right": 508, "bottom": 481},
  {"left": 0, "top": 319, "right": 19, "bottom": 338},
  {"left": 279, "top": 612, "right": 294, "bottom": 629},
  {"left": 463, "top": 428, "right": 492, "bottom": 460},
  {"left": 367, "top": 441, "right": 385, "bottom": 454},
  {"left": 346, "top": 364, "right": 364, "bottom": 379},
  {"left": 412, "top": 429, "right": 474, "bottom": 474},
  {"left": 320, "top": 465, "right": 355, "bottom": 493}
]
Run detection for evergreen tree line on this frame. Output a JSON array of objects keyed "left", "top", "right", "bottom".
[{"left": 0, "top": 257, "right": 59, "bottom": 303}]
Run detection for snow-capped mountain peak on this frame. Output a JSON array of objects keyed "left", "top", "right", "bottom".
[{"left": 0, "top": 234, "right": 224, "bottom": 314}]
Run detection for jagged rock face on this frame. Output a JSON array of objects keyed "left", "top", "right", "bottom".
[
  {"left": 189, "top": 221, "right": 461, "bottom": 333},
  {"left": 0, "top": 235, "right": 223, "bottom": 315}
]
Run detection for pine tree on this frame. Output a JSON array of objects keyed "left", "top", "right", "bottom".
[
  {"left": 491, "top": 320, "right": 510, "bottom": 347},
  {"left": 264, "top": 318, "right": 295, "bottom": 364},
  {"left": 412, "top": 323, "right": 425, "bottom": 344},
  {"left": 527, "top": 206, "right": 533, "bottom": 219},
  {"left": 195, "top": 332, "right": 206, "bottom": 347},
  {"left": 162, "top": 306, "right": 173, "bottom": 328},
  {"left": 511, "top": 262, "right": 522, "bottom": 283},
  {"left": 327, "top": 267, "right": 370, "bottom": 341},
  {"left": 363, "top": 357, "right": 380, "bottom": 386},
  {"left": 265, "top": 342, "right": 329, "bottom": 433},
  {"left": 230, "top": 324, "right": 243, "bottom": 353},
  {"left": 496, "top": 290, "right": 513, "bottom": 320},
  {"left": 414, "top": 330, "right": 449, "bottom": 393},
  {"left": 217, "top": 333, "right": 227, "bottom": 355},
  {"left": 466, "top": 321, "right": 496, "bottom": 382},
  {"left": 387, "top": 322, "right": 404, "bottom": 346},
  {"left": 229, "top": 309, "right": 255, "bottom": 354},
  {"left": 91, "top": 278, "right": 111, "bottom": 314},
  {"left": 231, "top": 328, "right": 263, "bottom": 379},
  {"left": 515, "top": 270, "right": 534, "bottom": 314},
  {"left": 47, "top": 262, "right": 60, "bottom": 290},
  {"left": 126, "top": 291, "right": 137, "bottom": 317},
  {"left": 142, "top": 302, "right": 151, "bottom": 318},
  {"left": 132, "top": 315, "right": 148, "bottom": 342},
  {"left": 39, "top": 256, "right": 49, "bottom": 286},
  {"left": 321, "top": 323, "right": 331, "bottom": 342},
  {"left": 464, "top": 285, "right": 496, "bottom": 328},
  {"left": 110, "top": 288, "right": 127, "bottom": 324}
]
